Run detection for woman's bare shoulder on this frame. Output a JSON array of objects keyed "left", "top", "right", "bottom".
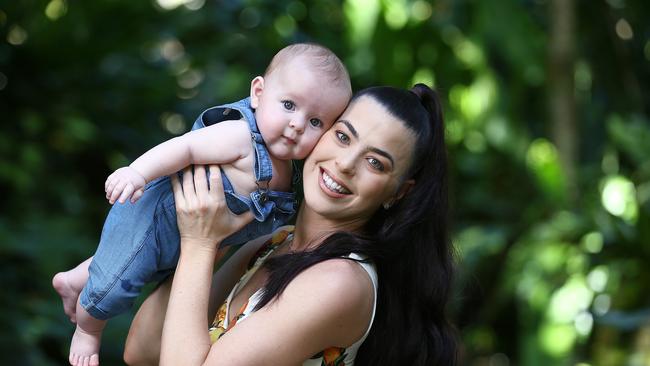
[
  {"left": 276, "top": 257, "right": 375, "bottom": 344},
  {"left": 296, "top": 258, "right": 375, "bottom": 303}
]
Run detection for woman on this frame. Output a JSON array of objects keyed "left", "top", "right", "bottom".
[{"left": 124, "top": 84, "right": 457, "bottom": 365}]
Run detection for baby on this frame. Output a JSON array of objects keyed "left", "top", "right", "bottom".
[{"left": 52, "top": 43, "right": 351, "bottom": 366}]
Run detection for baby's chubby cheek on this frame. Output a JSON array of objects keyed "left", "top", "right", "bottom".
[{"left": 299, "top": 138, "right": 323, "bottom": 159}]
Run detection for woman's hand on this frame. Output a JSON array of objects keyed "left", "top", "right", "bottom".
[{"left": 171, "top": 165, "right": 254, "bottom": 251}]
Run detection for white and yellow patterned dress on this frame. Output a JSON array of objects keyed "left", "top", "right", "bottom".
[{"left": 208, "top": 227, "right": 378, "bottom": 366}]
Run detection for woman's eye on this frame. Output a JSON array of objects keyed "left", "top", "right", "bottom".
[
  {"left": 336, "top": 131, "right": 350, "bottom": 144},
  {"left": 310, "top": 118, "right": 323, "bottom": 128},
  {"left": 367, "top": 157, "right": 384, "bottom": 171},
  {"left": 282, "top": 100, "right": 295, "bottom": 110}
]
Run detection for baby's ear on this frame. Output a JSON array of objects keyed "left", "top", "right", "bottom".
[{"left": 249, "top": 76, "right": 265, "bottom": 108}]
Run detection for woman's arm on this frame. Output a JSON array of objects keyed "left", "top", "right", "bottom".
[
  {"left": 123, "top": 235, "right": 272, "bottom": 366},
  {"left": 159, "top": 165, "right": 254, "bottom": 365}
]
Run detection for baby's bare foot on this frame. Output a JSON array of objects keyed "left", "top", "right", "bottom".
[
  {"left": 52, "top": 272, "right": 81, "bottom": 323},
  {"left": 69, "top": 325, "right": 101, "bottom": 366}
]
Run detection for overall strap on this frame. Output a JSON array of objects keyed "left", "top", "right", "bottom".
[
  {"left": 191, "top": 97, "right": 273, "bottom": 185},
  {"left": 238, "top": 98, "right": 273, "bottom": 185}
]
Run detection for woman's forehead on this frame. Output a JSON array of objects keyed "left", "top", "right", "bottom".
[
  {"left": 337, "top": 97, "right": 417, "bottom": 167},
  {"left": 341, "top": 96, "right": 410, "bottom": 135}
]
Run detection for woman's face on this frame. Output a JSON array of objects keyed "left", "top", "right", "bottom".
[{"left": 302, "top": 96, "right": 417, "bottom": 226}]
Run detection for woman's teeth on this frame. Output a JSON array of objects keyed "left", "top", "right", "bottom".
[{"left": 323, "top": 171, "right": 350, "bottom": 194}]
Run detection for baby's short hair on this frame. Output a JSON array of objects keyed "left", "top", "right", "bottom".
[{"left": 265, "top": 43, "right": 351, "bottom": 95}]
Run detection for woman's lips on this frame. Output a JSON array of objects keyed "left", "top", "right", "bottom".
[{"left": 319, "top": 167, "right": 351, "bottom": 197}]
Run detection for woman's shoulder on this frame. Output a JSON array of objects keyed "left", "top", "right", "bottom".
[
  {"left": 290, "top": 257, "right": 375, "bottom": 315},
  {"left": 303, "top": 257, "right": 374, "bottom": 291},
  {"left": 277, "top": 257, "right": 375, "bottom": 346}
]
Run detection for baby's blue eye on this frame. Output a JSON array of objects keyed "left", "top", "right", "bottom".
[
  {"left": 282, "top": 100, "right": 295, "bottom": 110},
  {"left": 336, "top": 131, "right": 350, "bottom": 144},
  {"left": 310, "top": 118, "right": 323, "bottom": 128}
]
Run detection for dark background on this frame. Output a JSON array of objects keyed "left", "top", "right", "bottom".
[{"left": 1, "top": 0, "right": 649, "bottom": 364}]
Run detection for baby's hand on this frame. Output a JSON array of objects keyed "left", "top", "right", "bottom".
[{"left": 105, "top": 166, "right": 146, "bottom": 204}]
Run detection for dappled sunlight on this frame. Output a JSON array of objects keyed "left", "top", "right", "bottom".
[
  {"left": 45, "top": 0, "right": 67, "bottom": 20},
  {"left": 382, "top": 0, "right": 433, "bottom": 29},
  {"left": 343, "top": 0, "right": 379, "bottom": 46},
  {"left": 454, "top": 38, "right": 485, "bottom": 69},
  {"left": 410, "top": 1, "right": 433, "bottom": 23},
  {"left": 541, "top": 276, "right": 594, "bottom": 354},
  {"left": 464, "top": 130, "right": 486, "bottom": 153},
  {"left": 160, "top": 112, "right": 186, "bottom": 135},
  {"left": 526, "top": 139, "right": 566, "bottom": 201},
  {"left": 592, "top": 294, "right": 611, "bottom": 316},
  {"left": 384, "top": 0, "right": 408, "bottom": 30},
  {"left": 160, "top": 38, "right": 185, "bottom": 63},
  {"left": 449, "top": 75, "right": 497, "bottom": 124},
  {"left": 177, "top": 69, "right": 204, "bottom": 90},
  {"left": 581, "top": 231, "right": 604, "bottom": 254},
  {"left": 410, "top": 67, "right": 435, "bottom": 88},
  {"left": 574, "top": 311, "right": 594, "bottom": 337},
  {"left": 274, "top": 14, "right": 297, "bottom": 37},
  {"left": 600, "top": 175, "right": 638, "bottom": 223},
  {"left": 484, "top": 116, "right": 509, "bottom": 148},
  {"left": 537, "top": 243, "right": 568, "bottom": 273},
  {"left": 156, "top": 0, "right": 204, "bottom": 11},
  {"left": 7, "top": 24, "right": 27, "bottom": 45},
  {"left": 539, "top": 323, "right": 576, "bottom": 357},
  {"left": 615, "top": 18, "right": 634, "bottom": 40},
  {"left": 587, "top": 266, "right": 609, "bottom": 293},
  {"left": 343, "top": 0, "right": 379, "bottom": 76}
]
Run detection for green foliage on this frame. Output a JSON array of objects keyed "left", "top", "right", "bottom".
[{"left": 1, "top": 0, "right": 649, "bottom": 365}]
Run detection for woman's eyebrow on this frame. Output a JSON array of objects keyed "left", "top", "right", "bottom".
[
  {"left": 337, "top": 120, "right": 358, "bottom": 139},
  {"left": 368, "top": 147, "right": 394, "bottom": 167},
  {"left": 337, "top": 120, "right": 395, "bottom": 167}
]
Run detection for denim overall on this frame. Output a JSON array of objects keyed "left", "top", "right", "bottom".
[{"left": 79, "top": 98, "right": 296, "bottom": 320}]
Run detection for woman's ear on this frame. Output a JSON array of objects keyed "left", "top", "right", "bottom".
[
  {"left": 383, "top": 179, "right": 414, "bottom": 208},
  {"left": 396, "top": 179, "right": 415, "bottom": 201},
  {"left": 249, "top": 76, "right": 265, "bottom": 108}
]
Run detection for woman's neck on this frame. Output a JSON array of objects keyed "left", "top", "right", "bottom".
[{"left": 290, "top": 202, "right": 366, "bottom": 251}]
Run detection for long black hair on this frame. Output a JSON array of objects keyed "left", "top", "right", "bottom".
[{"left": 254, "top": 84, "right": 458, "bottom": 365}]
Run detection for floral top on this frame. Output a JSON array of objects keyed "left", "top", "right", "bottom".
[{"left": 208, "top": 226, "right": 378, "bottom": 366}]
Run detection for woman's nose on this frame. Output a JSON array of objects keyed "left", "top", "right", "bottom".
[{"left": 335, "top": 153, "right": 355, "bottom": 175}]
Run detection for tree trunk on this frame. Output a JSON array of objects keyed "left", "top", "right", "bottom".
[{"left": 548, "top": 0, "right": 578, "bottom": 203}]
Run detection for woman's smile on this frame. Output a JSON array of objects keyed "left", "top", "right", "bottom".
[{"left": 319, "top": 167, "right": 352, "bottom": 197}]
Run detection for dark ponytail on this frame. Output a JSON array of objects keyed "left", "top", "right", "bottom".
[{"left": 254, "top": 84, "right": 458, "bottom": 365}]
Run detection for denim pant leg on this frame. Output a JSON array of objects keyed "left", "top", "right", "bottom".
[{"left": 79, "top": 177, "right": 179, "bottom": 320}]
